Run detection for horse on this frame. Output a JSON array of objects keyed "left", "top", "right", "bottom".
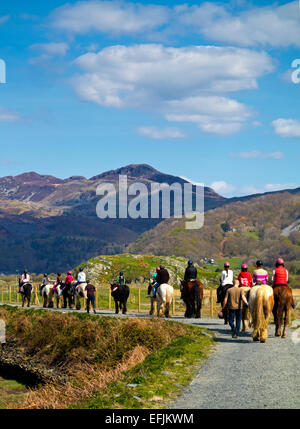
[
  {"left": 61, "top": 283, "right": 74, "bottom": 309},
  {"left": 249, "top": 285, "right": 274, "bottom": 343},
  {"left": 239, "top": 287, "right": 252, "bottom": 331},
  {"left": 272, "top": 286, "right": 293, "bottom": 338},
  {"left": 156, "top": 283, "right": 174, "bottom": 318},
  {"left": 53, "top": 284, "right": 63, "bottom": 308},
  {"left": 180, "top": 280, "right": 203, "bottom": 318},
  {"left": 75, "top": 283, "right": 87, "bottom": 310},
  {"left": 41, "top": 284, "right": 54, "bottom": 308},
  {"left": 111, "top": 282, "right": 130, "bottom": 314},
  {"left": 18, "top": 279, "right": 32, "bottom": 308}
]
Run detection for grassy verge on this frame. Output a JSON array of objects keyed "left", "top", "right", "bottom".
[
  {"left": 0, "top": 306, "right": 214, "bottom": 409},
  {"left": 71, "top": 324, "right": 214, "bottom": 409}
]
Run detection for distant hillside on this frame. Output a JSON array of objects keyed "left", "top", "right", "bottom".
[
  {"left": 0, "top": 164, "right": 225, "bottom": 273},
  {"left": 129, "top": 191, "right": 300, "bottom": 274}
]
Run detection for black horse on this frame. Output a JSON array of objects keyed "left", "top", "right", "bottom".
[
  {"left": 111, "top": 282, "right": 130, "bottom": 314},
  {"left": 18, "top": 279, "right": 32, "bottom": 308},
  {"left": 61, "top": 283, "right": 74, "bottom": 309}
]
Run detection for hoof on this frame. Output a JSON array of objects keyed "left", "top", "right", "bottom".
[
  {"left": 260, "top": 340, "right": 266, "bottom": 343},
  {"left": 253, "top": 337, "right": 259, "bottom": 342},
  {"left": 281, "top": 335, "right": 286, "bottom": 339},
  {"left": 275, "top": 333, "right": 281, "bottom": 337}
]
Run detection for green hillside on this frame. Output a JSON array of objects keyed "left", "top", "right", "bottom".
[{"left": 128, "top": 191, "right": 300, "bottom": 282}]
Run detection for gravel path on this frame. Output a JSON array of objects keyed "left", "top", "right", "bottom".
[
  {"left": 170, "top": 318, "right": 300, "bottom": 409},
  {"left": 2, "top": 304, "right": 300, "bottom": 409}
]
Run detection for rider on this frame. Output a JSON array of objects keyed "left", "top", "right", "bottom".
[
  {"left": 73, "top": 267, "right": 86, "bottom": 294},
  {"left": 252, "top": 260, "right": 268, "bottom": 285},
  {"left": 180, "top": 260, "right": 197, "bottom": 298},
  {"left": 40, "top": 273, "right": 50, "bottom": 295},
  {"left": 148, "top": 267, "right": 160, "bottom": 298},
  {"left": 238, "top": 264, "right": 252, "bottom": 288},
  {"left": 217, "top": 262, "right": 234, "bottom": 324},
  {"left": 61, "top": 271, "right": 74, "bottom": 308},
  {"left": 19, "top": 270, "right": 30, "bottom": 292},
  {"left": 117, "top": 272, "right": 126, "bottom": 286},
  {"left": 53, "top": 273, "right": 63, "bottom": 293},
  {"left": 157, "top": 265, "right": 169, "bottom": 283},
  {"left": 272, "top": 258, "right": 295, "bottom": 309}
]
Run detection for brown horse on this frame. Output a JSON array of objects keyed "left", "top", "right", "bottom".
[
  {"left": 273, "top": 286, "right": 293, "bottom": 338},
  {"left": 180, "top": 280, "right": 203, "bottom": 318}
]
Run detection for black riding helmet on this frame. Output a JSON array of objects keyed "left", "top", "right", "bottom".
[
  {"left": 188, "top": 260, "right": 193, "bottom": 265},
  {"left": 119, "top": 271, "right": 124, "bottom": 276},
  {"left": 256, "top": 260, "right": 263, "bottom": 267},
  {"left": 79, "top": 267, "right": 84, "bottom": 272}
]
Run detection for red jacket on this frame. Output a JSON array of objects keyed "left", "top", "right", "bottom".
[
  {"left": 238, "top": 272, "right": 252, "bottom": 287},
  {"left": 273, "top": 266, "right": 287, "bottom": 286}
]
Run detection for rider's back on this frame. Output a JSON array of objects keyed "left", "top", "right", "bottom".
[{"left": 253, "top": 268, "right": 268, "bottom": 285}]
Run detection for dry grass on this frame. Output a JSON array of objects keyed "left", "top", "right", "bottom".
[{"left": 20, "top": 345, "right": 150, "bottom": 409}]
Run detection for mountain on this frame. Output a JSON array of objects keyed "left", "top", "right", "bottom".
[
  {"left": 0, "top": 164, "right": 226, "bottom": 273},
  {"left": 129, "top": 190, "right": 300, "bottom": 278}
]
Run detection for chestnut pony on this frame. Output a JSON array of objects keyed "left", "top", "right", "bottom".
[
  {"left": 272, "top": 286, "right": 293, "bottom": 338},
  {"left": 180, "top": 280, "right": 203, "bottom": 318}
]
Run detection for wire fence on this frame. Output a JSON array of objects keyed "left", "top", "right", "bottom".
[
  {"left": 0, "top": 282, "right": 222, "bottom": 317},
  {"left": 1, "top": 283, "right": 299, "bottom": 319}
]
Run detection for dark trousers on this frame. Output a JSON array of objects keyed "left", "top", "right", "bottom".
[
  {"left": 87, "top": 296, "right": 95, "bottom": 312},
  {"left": 229, "top": 309, "right": 242, "bottom": 336}
]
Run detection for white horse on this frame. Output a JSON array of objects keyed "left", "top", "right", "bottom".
[
  {"left": 75, "top": 283, "right": 87, "bottom": 310},
  {"left": 53, "top": 284, "right": 63, "bottom": 308},
  {"left": 156, "top": 283, "right": 174, "bottom": 318},
  {"left": 249, "top": 285, "right": 274, "bottom": 343},
  {"left": 41, "top": 284, "right": 54, "bottom": 308}
]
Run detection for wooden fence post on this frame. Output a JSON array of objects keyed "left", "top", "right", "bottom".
[{"left": 210, "top": 289, "right": 213, "bottom": 318}]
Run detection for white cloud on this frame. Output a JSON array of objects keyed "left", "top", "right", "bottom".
[
  {"left": 240, "top": 183, "right": 298, "bottom": 195},
  {"left": 272, "top": 118, "right": 300, "bottom": 137},
  {"left": 30, "top": 42, "right": 69, "bottom": 56},
  {"left": 71, "top": 44, "right": 273, "bottom": 135},
  {"left": 231, "top": 150, "right": 284, "bottom": 160},
  {"left": 50, "top": 1, "right": 169, "bottom": 35},
  {"left": 137, "top": 126, "right": 186, "bottom": 139},
  {"left": 177, "top": 1, "right": 300, "bottom": 48},
  {"left": 209, "top": 180, "right": 298, "bottom": 197},
  {"left": 0, "top": 108, "right": 20, "bottom": 122},
  {"left": 0, "top": 15, "right": 10, "bottom": 25},
  {"left": 210, "top": 181, "right": 236, "bottom": 195}
]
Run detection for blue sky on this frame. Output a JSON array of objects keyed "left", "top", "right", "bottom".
[{"left": 0, "top": 0, "right": 300, "bottom": 197}]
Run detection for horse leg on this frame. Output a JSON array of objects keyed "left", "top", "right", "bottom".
[
  {"left": 43, "top": 295, "right": 47, "bottom": 308},
  {"left": 150, "top": 298, "right": 154, "bottom": 315},
  {"left": 76, "top": 294, "right": 81, "bottom": 310},
  {"left": 115, "top": 299, "right": 119, "bottom": 314},
  {"left": 195, "top": 300, "right": 200, "bottom": 319},
  {"left": 165, "top": 302, "right": 170, "bottom": 318},
  {"left": 122, "top": 299, "right": 126, "bottom": 314},
  {"left": 275, "top": 305, "right": 282, "bottom": 337},
  {"left": 282, "top": 308, "right": 288, "bottom": 338}
]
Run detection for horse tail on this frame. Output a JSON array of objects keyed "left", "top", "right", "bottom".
[
  {"left": 193, "top": 282, "right": 201, "bottom": 309},
  {"left": 253, "top": 288, "right": 268, "bottom": 332}
]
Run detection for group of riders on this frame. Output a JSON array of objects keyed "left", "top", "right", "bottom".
[
  {"left": 216, "top": 258, "right": 295, "bottom": 324},
  {"left": 17, "top": 257, "right": 295, "bottom": 313}
]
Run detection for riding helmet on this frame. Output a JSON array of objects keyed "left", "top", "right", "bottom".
[
  {"left": 256, "top": 260, "right": 263, "bottom": 267},
  {"left": 188, "top": 259, "right": 193, "bottom": 265},
  {"left": 119, "top": 271, "right": 123, "bottom": 276},
  {"left": 241, "top": 264, "right": 248, "bottom": 270},
  {"left": 276, "top": 258, "right": 284, "bottom": 266},
  {"left": 79, "top": 267, "right": 84, "bottom": 272},
  {"left": 224, "top": 262, "right": 230, "bottom": 268}
]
